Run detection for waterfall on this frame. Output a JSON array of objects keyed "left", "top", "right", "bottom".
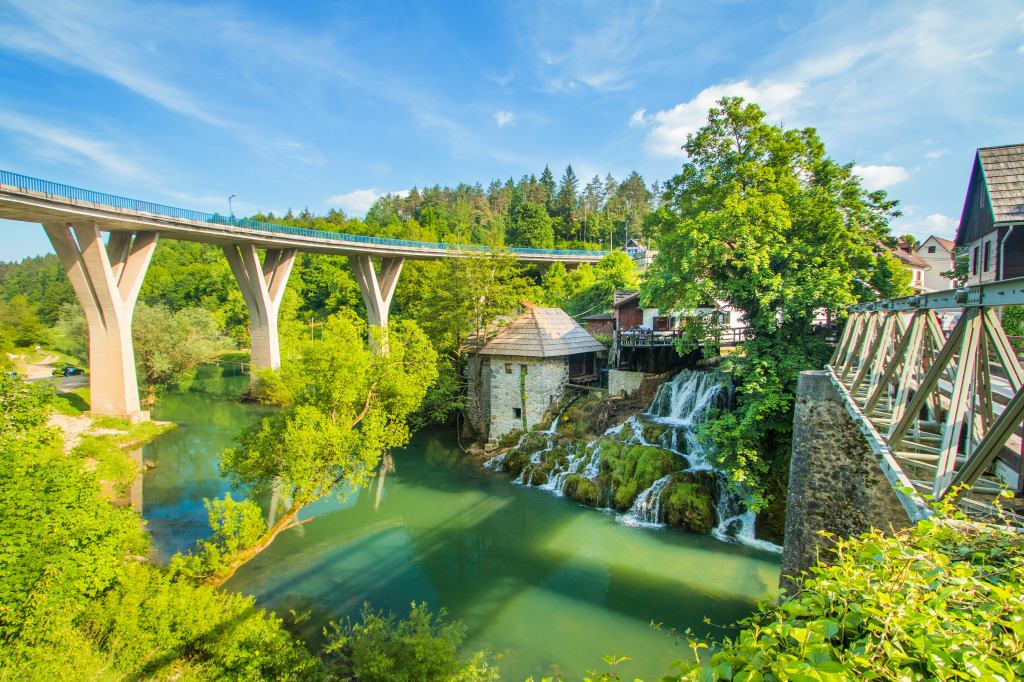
[
  {"left": 645, "top": 369, "right": 729, "bottom": 426},
  {"left": 618, "top": 475, "right": 673, "bottom": 527},
  {"left": 485, "top": 368, "right": 783, "bottom": 554}
]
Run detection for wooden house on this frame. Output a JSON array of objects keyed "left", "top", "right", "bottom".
[
  {"left": 955, "top": 144, "right": 1024, "bottom": 284},
  {"left": 581, "top": 312, "right": 614, "bottom": 337}
]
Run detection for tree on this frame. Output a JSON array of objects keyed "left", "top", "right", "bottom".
[
  {"left": 132, "top": 303, "right": 230, "bottom": 401},
  {"left": 507, "top": 198, "right": 555, "bottom": 249},
  {"left": 192, "top": 313, "right": 436, "bottom": 585},
  {"left": 417, "top": 251, "right": 537, "bottom": 433},
  {"left": 556, "top": 164, "right": 580, "bottom": 229},
  {"left": 538, "top": 165, "right": 557, "bottom": 213},
  {"left": 643, "top": 97, "right": 901, "bottom": 507}
]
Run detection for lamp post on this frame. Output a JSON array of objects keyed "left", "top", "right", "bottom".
[{"left": 228, "top": 194, "right": 236, "bottom": 225}]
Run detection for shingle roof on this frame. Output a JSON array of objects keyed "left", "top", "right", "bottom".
[
  {"left": 612, "top": 292, "right": 640, "bottom": 308},
  {"left": 582, "top": 312, "right": 614, "bottom": 321},
  {"left": 478, "top": 307, "right": 607, "bottom": 358},
  {"left": 892, "top": 243, "right": 931, "bottom": 270},
  {"left": 927, "top": 236, "right": 955, "bottom": 251},
  {"left": 979, "top": 144, "right": 1024, "bottom": 223}
]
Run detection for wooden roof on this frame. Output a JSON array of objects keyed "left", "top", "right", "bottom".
[
  {"left": 979, "top": 144, "right": 1024, "bottom": 223},
  {"left": 478, "top": 307, "right": 606, "bottom": 358}
]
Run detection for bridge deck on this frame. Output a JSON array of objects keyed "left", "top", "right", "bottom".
[{"left": 0, "top": 170, "right": 608, "bottom": 264}]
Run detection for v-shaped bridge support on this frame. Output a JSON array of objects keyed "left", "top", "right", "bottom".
[
  {"left": 349, "top": 255, "right": 404, "bottom": 349},
  {"left": 223, "top": 245, "right": 296, "bottom": 383},
  {"left": 43, "top": 222, "right": 157, "bottom": 419}
]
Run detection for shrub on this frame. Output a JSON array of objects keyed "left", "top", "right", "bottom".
[{"left": 323, "top": 602, "right": 499, "bottom": 682}]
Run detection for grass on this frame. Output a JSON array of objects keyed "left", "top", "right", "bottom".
[
  {"left": 217, "top": 350, "right": 250, "bottom": 364},
  {"left": 53, "top": 387, "right": 91, "bottom": 416},
  {"left": 72, "top": 419, "right": 177, "bottom": 496}
]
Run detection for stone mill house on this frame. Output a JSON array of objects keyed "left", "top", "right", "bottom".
[{"left": 466, "top": 306, "right": 606, "bottom": 443}]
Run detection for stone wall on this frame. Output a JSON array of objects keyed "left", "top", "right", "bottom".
[
  {"left": 780, "top": 370, "right": 912, "bottom": 594},
  {"left": 465, "top": 355, "right": 490, "bottom": 436},
  {"left": 608, "top": 369, "right": 644, "bottom": 396},
  {"left": 487, "top": 355, "right": 567, "bottom": 441}
]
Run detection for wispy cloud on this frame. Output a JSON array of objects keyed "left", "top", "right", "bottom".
[
  {"left": 494, "top": 110, "right": 516, "bottom": 127},
  {"left": 925, "top": 149, "right": 949, "bottom": 160},
  {"left": 0, "top": 110, "right": 147, "bottom": 178},
  {"left": 854, "top": 165, "right": 910, "bottom": 191},
  {"left": 325, "top": 189, "right": 408, "bottom": 214}
]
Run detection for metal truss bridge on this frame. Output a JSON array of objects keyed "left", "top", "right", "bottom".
[{"left": 828, "top": 277, "right": 1024, "bottom": 525}]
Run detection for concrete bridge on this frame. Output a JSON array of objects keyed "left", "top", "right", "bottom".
[
  {"left": 781, "top": 277, "right": 1024, "bottom": 587},
  {"left": 0, "top": 170, "right": 608, "bottom": 420}
]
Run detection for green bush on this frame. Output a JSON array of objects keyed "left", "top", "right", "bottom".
[{"left": 323, "top": 602, "right": 499, "bottom": 682}]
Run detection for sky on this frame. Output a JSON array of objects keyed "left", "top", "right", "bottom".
[{"left": 0, "top": 0, "right": 1022, "bottom": 260}]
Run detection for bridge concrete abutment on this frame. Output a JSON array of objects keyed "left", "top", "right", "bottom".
[
  {"left": 43, "top": 222, "right": 157, "bottom": 420},
  {"left": 779, "top": 370, "right": 912, "bottom": 594},
  {"left": 223, "top": 245, "right": 296, "bottom": 383},
  {"left": 348, "top": 255, "right": 403, "bottom": 349}
]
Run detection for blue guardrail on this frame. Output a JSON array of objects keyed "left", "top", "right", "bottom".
[{"left": 0, "top": 169, "right": 609, "bottom": 258}]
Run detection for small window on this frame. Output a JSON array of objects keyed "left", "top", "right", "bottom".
[
  {"left": 512, "top": 407, "right": 522, "bottom": 419},
  {"left": 972, "top": 246, "right": 980, "bottom": 275},
  {"left": 927, "top": 245, "right": 937, "bottom": 254},
  {"left": 505, "top": 363, "right": 512, "bottom": 374},
  {"left": 718, "top": 311, "right": 731, "bottom": 325},
  {"left": 520, "top": 364, "right": 528, "bottom": 375},
  {"left": 983, "top": 241, "right": 991, "bottom": 272}
]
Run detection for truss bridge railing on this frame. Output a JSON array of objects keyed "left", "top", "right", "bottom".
[{"left": 827, "top": 277, "right": 1024, "bottom": 525}]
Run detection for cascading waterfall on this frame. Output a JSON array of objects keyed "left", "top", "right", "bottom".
[
  {"left": 619, "top": 475, "right": 673, "bottom": 527},
  {"left": 489, "top": 369, "right": 782, "bottom": 553}
]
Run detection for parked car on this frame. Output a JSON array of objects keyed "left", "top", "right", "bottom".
[{"left": 52, "top": 366, "right": 84, "bottom": 377}]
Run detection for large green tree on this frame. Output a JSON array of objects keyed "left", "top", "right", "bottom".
[
  {"left": 643, "top": 97, "right": 902, "bottom": 507},
  {"left": 190, "top": 314, "right": 437, "bottom": 585},
  {"left": 417, "top": 251, "right": 538, "bottom": 432}
]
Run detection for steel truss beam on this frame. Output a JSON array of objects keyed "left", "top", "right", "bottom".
[{"left": 826, "top": 276, "right": 1024, "bottom": 525}]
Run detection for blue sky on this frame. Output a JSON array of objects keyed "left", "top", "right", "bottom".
[{"left": 0, "top": 0, "right": 1022, "bottom": 260}]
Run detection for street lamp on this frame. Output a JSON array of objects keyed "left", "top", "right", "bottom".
[{"left": 228, "top": 194, "right": 236, "bottom": 225}]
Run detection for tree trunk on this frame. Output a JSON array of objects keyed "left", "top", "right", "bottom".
[{"left": 208, "top": 504, "right": 305, "bottom": 588}]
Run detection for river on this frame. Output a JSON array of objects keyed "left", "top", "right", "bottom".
[{"left": 138, "top": 365, "right": 780, "bottom": 681}]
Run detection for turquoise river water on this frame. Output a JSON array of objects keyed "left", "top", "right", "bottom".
[{"left": 137, "top": 367, "right": 780, "bottom": 681}]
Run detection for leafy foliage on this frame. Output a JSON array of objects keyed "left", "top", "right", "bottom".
[
  {"left": 323, "top": 602, "right": 499, "bottom": 682},
  {"left": 0, "top": 374, "right": 321, "bottom": 680},
  {"left": 643, "top": 97, "right": 902, "bottom": 506}
]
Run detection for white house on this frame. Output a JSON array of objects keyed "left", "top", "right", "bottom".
[{"left": 913, "top": 236, "right": 957, "bottom": 291}]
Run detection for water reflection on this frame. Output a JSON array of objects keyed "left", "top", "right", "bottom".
[{"left": 139, "top": 366, "right": 781, "bottom": 682}]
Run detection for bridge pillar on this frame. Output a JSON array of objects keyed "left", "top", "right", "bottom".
[
  {"left": 43, "top": 222, "right": 157, "bottom": 420},
  {"left": 349, "top": 256, "right": 403, "bottom": 349},
  {"left": 223, "top": 245, "right": 296, "bottom": 383},
  {"left": 779, "top": 370, "right": 911, "bottom": 594}
]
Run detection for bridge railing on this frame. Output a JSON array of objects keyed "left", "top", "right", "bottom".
[
  {"left": 0, "top": 169, "right": 610, "bottom": 258},
  {"left": 826, "top": 277, "right": 1024, "bottom": 525}
]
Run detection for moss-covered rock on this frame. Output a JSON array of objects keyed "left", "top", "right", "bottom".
[
  {"left": 563, "top": 474, "right": 601, "bottom": 508},
  {"left": 518, "top": 431, "right": 551, "bottom": 455},
  {"left": 527, "top": 462, "right": 552, "bottom": 486},
  {"left": 502, "top": 450, "right": 529, "bottom": 478},
  {"left": 597, "top": 441, "right": 688, "bottom": 511},
  {"left": 618, "top": 421, "right": 636, "bottom": 443},
  {"left": 640, "top": 421, "right": 669, "bottom": 446},
  {"left": 664, "top": 477, "right": 716, "bottom": 534}
]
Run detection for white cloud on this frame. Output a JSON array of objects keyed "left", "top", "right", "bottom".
[
  {"left": 494, "top": 110, "right": 516, "bottom": 127},
  {"left": 629, "top": 108, "right": 646, "bottom": 126},
  {"left": 640, "top": 80, "right": 805, "bottom": 158},
  {"left": 325, "top": 189, "right": 408, "bottom": 214},
  {"left": 893, "top": 213, "right": 958, "bottom": 239},
  {"left": 0, "top": 111, "right": 146, "bottom": 178},
  {"left": 854, "top": 164, "right": 910, "bottom": 191},
  {"left": 924, "top": 149, "right": 949, "bottom": 160}
]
